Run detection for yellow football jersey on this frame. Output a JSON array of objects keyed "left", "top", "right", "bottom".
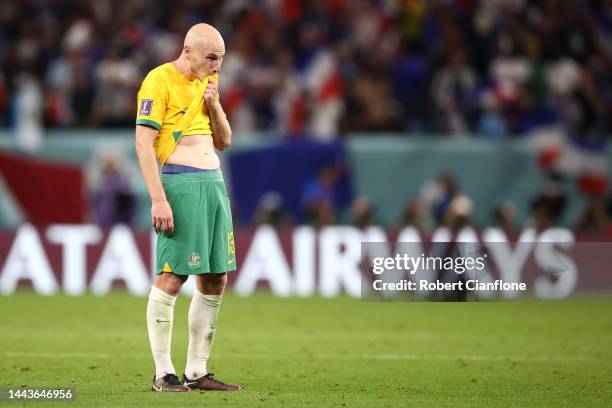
[{"left": 135, "top": 63, "right": 218, "bottom": 164}]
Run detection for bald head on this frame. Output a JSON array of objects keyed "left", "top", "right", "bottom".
[
  {"left": 180, "top": 23, "right": 225, "bottom": 79},
  {"left": 184, "top": 23, "right": 224, "bottom": 51}
]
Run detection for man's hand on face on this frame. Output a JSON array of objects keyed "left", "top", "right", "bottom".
[{"left": 204, "top": 77, "right": 219, "bottom": 110}]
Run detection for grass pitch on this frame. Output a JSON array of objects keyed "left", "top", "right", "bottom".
[{"left": 1, "top": 292, "right": 611, "bottom": 407}]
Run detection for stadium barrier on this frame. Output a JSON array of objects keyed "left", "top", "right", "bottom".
[
  {"left": 0, "top": 224, "right": 610, "bottom": 299},
  {"left": 2, "top": 131, "right": 611, "bottom": 228}
]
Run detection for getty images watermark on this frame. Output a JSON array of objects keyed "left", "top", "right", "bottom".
[
  {"left": 371, "top": 252, "right": 525, "bottom": 292},
  {"left": 361, "top": 242, "right": 596, "bottom": 301}
]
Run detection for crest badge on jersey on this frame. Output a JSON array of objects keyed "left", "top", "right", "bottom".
[
  {"left": 187, "top": 252, "right": 201, "bottom": 269},
  {"left": 139, "top": 99, "right": 153, "bottom": 116}
]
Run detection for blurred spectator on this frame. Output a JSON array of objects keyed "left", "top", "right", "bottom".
[
  {"left": 420, "top": 172, "right": 458, "bottom": 226},
  {"left": 254, "top": 191, "right": 293, "bottom": 228},
  {"left": 492, "top": 202, "right": 517, "bottom": 235},
  {"left": 13, "top": 72, "right": 43, "bottom": 151},
  {"left": 431, "top": 48, "right": 478, "bottom": 135},
  {"left": 399, "top": 199, "right": 423, "bottom": 230},
  {"left": 91, "top": 47, "right": 140, "bottom": 127},
  {"left": 344, "top": 73, "right": 400, "bottom": 132},
  {"left": 530, "top": 197, "right": 556, "bottom": 232},
  {"left": 45, "top": 47, "right": 92, "bottom": 127},
  {"left": 477, "top": 93, "right": 508, "bottom": 137},
  {"left": 488, "top": 31, "right": 530, "bottom": 112},
  {"left": 527, "top": 176, "right": 568, "bottom": 231},
  {"left": 444, "top": 194, "right": 473, "bottom": 232},
  {"left": 436, "top": 194, "right": 474, "bottom": 302},
  {"left": 301, "top": 165, "right": 338, "bottom": 226},
  {"left": 93, "top": 155, "right": 137, "bottom": 228},
  {"left": 350, "top": 196, "right": 374, "bottom": 229},
  {"left": 574, "top": 198, "right": 608, "bottom": 233}
]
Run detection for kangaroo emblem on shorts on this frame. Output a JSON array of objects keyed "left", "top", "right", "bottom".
[{"left": 187, "top": 252, "right": 201, "bottom": 269}]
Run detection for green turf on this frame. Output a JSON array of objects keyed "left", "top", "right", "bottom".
[{"left": 0, "top": 292, "right": 611, "bottom": 407}]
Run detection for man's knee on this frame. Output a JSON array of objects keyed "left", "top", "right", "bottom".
[
  {"left": 154, "top": 273, "right": 187, "bottom": 296},
  {"left": 196, "top": 273, "right": 227, "bottom": 295}
]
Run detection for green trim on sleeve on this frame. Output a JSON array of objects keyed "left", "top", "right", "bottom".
[{"left": 136, "top": 119, "right": 161, "bottom": 130}]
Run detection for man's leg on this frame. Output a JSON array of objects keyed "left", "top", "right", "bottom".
[
  {"left": 183, "top": 273, "right": 240, "bottom": 390},
  {"left": 185, "top": 273, "right": 226, "bottom": 379},
  {"left": 147, "top": 272, "right": 189, "bottom": 391}
]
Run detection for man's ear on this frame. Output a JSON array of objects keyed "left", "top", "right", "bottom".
[{"left": 184, "top": 45, "right": 191, "bottom": 56}]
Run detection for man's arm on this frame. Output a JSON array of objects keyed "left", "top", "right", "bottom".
[
  {"left": 135, "top": 125, "right": 174, "bottom": 234},
  {"left": 204, "top": 79, "right": 232, "bottom": 150}
]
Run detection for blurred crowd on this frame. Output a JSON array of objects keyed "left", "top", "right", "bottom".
[
  {"left": 81, "top": 155, "right": 612, "bottom": 235},
  {"left": 2, "top": 0, "right": 612, "bottom": 139},
  {"left": 251, "top": 168, "right": 612, "bottom": 236}
]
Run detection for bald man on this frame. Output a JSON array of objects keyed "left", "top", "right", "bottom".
[{"left": 135, "top": 23, "right": 240, "bottom": 392}]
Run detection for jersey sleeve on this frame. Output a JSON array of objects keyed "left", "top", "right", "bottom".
[{"left": 135, "top": 72, "right": 166, "bottom": 130}]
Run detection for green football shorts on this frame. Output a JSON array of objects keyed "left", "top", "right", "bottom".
[{"left": 156, "top": 170, "right": 236, "bottom": 275}]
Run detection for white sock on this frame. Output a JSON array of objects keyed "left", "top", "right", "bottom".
[
  {"left": 147, "top": 285, "right": 177, "bottom": 380},
  {"left": 184, "top": 288, "right": 222, "bottom": 380}
]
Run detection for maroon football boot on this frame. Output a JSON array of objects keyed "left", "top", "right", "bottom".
[
  {"left": 151, "top": 373, "right": 191, "bottom": 392},
  {"left": 182, "top": 373, "right": 241, "bottom": 391}
]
